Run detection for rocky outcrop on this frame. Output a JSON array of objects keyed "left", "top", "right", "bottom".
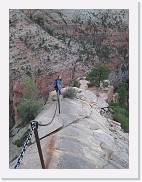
[
  {"left": 79, "top": 79, "right": 89, "bottom": 90},
  {"left": 88, "top": 80, "right": 117, "bottom": 104},
  {"left": 9, "top": 88, "right": 129, "bottom": 169}
]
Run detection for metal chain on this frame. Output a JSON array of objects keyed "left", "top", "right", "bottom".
[
  {"left": 14, "top": 92, "right": 60, "bottom": 168},
  {"left": 38, "top": 100, "right": 58, "bottom": 127},
  {"left": 39, "top": 91, "right": 61, "bottom": 127},
  {"left": 14, "top": 121, "right": 37, "bottom": 169}
]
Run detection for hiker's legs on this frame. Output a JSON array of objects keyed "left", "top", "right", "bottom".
[{"left": 56, "top": 89, "right": 61, "bottom": 95}]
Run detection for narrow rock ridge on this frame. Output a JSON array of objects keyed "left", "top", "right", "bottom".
[{"left": 9, "top": 88, "right": 129, "bottom": 169}]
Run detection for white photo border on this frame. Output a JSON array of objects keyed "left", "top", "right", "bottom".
[{"left": 0, "top": 0, "right": 139, "bottom": 179}]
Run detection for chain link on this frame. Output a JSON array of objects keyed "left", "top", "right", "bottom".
[
  {"left": 14, "top": 121, "right": 37, "bottom": 169},
  {"left": 14, "top": 93, "right": 60, "bottom": 168},
  {"left": 38, "top": 102, "right": 57, "bottom": 127}
]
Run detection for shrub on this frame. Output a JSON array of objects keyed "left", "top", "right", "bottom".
[
  {"left": 96, "top": 45, "right": 113, "bottom": 63},
  {"left": 113, "top": 113, "right": 129, "bottom": 133},
  {"left": 110, "top": 104, "right": 129, "bottom": 117},
  {"left": 18, "top": 76, "right": 44, "bottom": 125},
  {"left": 110, "top": 103, "right": 129, "bottom": 133},
  {"left": 69, "top": 79, "right": 80, "bottom": 88},
  {"left": 63, "top": 87, "right": 77, "bottom": 99},
  {"left": 20, "top": 76, "right": 37, "bottom": 99},
  {"left": 19, "top": 37, "right": 23, "bottom": 41},
  {"left": 18, "top": 98, "right": 43, "bottom": 125},
  {"left": 13, "top": 139, "right": 23, "bottom": 147},
  {"left": 46, "top": 27, "right": 54, "bottom": 36},
  {"left": 118, "top": 83, "right": 128, "bottom": 108},
  {"left": 34, "top": 16, "right": 44, "bottom": 26},
  {"left": 53, "top": 44, "right": 59, "bottom": 49},
  {"left": 87, "top": 82, "right": 95, "bottom": 88},
  {"left": 13, "top": 129, "right": 31, "bottom": 147}
]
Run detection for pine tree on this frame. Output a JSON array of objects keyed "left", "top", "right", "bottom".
[{"left": 86, "top": 63, "right": 110, "bottom": 87}]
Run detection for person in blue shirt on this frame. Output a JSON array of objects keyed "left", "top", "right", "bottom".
[{"left": 54, "top": 75, "right": 62, "bottom": 95}]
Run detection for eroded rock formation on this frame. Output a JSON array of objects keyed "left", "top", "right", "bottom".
[{"left": 9, "top": 88, "right": 129, "bottom": 169}]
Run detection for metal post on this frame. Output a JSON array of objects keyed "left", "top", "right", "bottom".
[{"left": 31, "top": 121, "right": 45, "bottom": 169}]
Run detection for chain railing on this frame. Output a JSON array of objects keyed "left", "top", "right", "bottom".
[
  {"left": 14, "top": 93, "right": 60, "bottom": 169},
  {"left": 14, "top": 121, "right": 37, "bottom": 169},
  {"left": 38, "top": 102, "right": 57, "bottom": 127}
]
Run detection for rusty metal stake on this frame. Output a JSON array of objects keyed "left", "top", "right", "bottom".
[{"left": 32, "top": 121, "right": 45, "bottom": 169}]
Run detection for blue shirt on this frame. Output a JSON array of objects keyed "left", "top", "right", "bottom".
[
  {"left": 54, "top": 79, "right": 62, "bottom": 90},
  {"left": 56, "top": 79, "right": 62, "bottom": 88}
]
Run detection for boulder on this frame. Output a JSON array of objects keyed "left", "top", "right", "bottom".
[{"left": 79, "top": 79, "right": 89, "bottom": 90}]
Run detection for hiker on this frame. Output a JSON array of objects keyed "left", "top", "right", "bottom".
[{"left": 54, "top": 75, "right": 62, "bottom": 95}]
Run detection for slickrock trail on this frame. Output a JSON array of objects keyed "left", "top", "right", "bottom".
[{"left": 10, "top": 88, "right": 129, "bottom": 169}]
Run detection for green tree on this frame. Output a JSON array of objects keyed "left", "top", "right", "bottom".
[
  {"left": 18, "top": 76, "right": 43, "bottom": 125},
  {"left": 18, "top": 98, "right": 43, "bottom": 124},
  {"left": 86, "top": 63, "right": 110, "bottom": 87},
  {"left": 20, "top": 76, "right": 37, "bottom": 99},
  {"left": 118, "top": 83, "right": 128, "bottom": 108}
]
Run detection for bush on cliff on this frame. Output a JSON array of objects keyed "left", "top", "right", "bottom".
[
  {"left": 63, "top": 87, "right": 77, "bottom": 99},
  {"left": 18, "top": 76, "right": 43, "bottom": 125},
  {"left": 113, "top": 112, "right": 129, "bottom": 133},
  {"left": 13, "top": 129, "right": 31, "bottom": 147},
  {"left": 18, "top": 98, "right": 43, "bottom": 125},
  {"left": 20, "top": 76, "right": 37, "bottom": 99},
  {"left": 110, "top": 103, "right": 129, "bottom": 133},
  {"left": 118, "top": 83, "right": 129, "bottom": 108},
  {"left": 69, "top": 79, "right": 80, "bottom": 88}
]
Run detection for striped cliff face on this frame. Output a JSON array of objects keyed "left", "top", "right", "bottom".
[{"left": 9, "top": 9, "right": 128, "bottom": 80}]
